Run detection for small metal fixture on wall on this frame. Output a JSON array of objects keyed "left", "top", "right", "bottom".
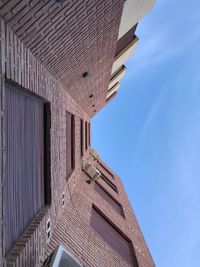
[
  {"left": 82, "top": 72, "right": 89, "bottom": 78},
  {"left": 46, "top": 218, "right": 51, "bottom": 242},
  {"left": 83, "top": 163, "right": 101, "bottom": 181}
]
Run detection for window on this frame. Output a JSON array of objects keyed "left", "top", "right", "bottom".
[
  {"left": 98, "top": 162, "right": 114, "bottom": 180},
  {"left": 80, "top": 119, "right": 84, "bottom": 157},
  {"left": 100, "top": 173, "right": 118, "bottom": 193},
  {"left": 4, "top": 83, "right": 51, "bottom": 254},
  {"left": 66, "top": 111, "right": 75, "bottom": 179},
  {"left": 90, "top": 206, "right": 138, "bottom": 266},
  {"left": 43, "top": 245, "right": 82, "bottom": 267},
  {"left": 88, "top": 122, "right": 91, "bottom": 147},
  {"left": 85, "top": 121, "right": 88, "bottom": 150},
  {"left": 94, "top": 183, "right": 124, "bottom": 217}
]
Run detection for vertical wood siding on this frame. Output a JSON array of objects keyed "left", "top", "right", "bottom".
[
  {"left": 94, "top": 183, "right": 124, "bottom": 217},
  {"left": 5, "top": 83, "right": 45, "bottom": 254},
  {"left": 90, "top": 207, "right": 137, "bottom": 266}
]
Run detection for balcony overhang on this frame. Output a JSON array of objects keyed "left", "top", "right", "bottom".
[
  {"left": 107, "top": 82, "right": 120, "bottom": 99},
  {"left": 106, "top": 91, "right": 117, "bottom": 104},
  {"left": 118, "top": 0, "right": 156, "bottom": 39},
  {"left": 111, "top": 37, "right": 139, "bottom": 74},
  {"left": 109, "top": 65, "right": 126, "bottom": 90}
]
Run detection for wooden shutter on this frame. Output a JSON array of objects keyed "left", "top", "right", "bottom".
[
  {"left": 85, "top": 121, "right": 88, "bottom": 150},
  {"left": 80, "top": 119, "right": 84, "bottom": 157},
  {"left": 5, "top": 84, "right": 46, "bottom": 253},
  {"left": 90, "top": 207, "right": 137, "bottom": 266},
  {"left": 98, "top": 162, "right": 114, "bottom": 180},
  {"left": 66, "top": 112, "right": 75, "bottom": 179},
  {"left": 88, "top": 122, "right": 91, "bottom": 146},
  {"left": 94, "top": 183, "right": 124, "bottom": 217},
  {"left": 100, "top": 173, "right": 118, "bottom": 193}
]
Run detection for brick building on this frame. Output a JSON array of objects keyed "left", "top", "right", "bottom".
[{"left": 0, "top": 0, "right": 156, "bottom": 266}]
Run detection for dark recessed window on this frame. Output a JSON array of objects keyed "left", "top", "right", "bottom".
[
  {"left": 98, "top": 162, "right": 114, "bottom": 180},
  {"left": 94, "top": 183, "right": 124, "bottom": 217},
  {"left": 80, "top": 118, "right": 84, "bottom": 157},
  {"left": 66, "top": 111, "right": 75, "bottom": 179},
  {"left": 88, "top": 122, "right": 91, "bottom": 147},
  {"left": 100, "top": 173, "right": 118, "bottom": 193},
  {"left": 5, "top": 83, "right": 51, "bottom": 254},
  {"left": 85, "top": 121, "right": 88, "bottom": 150},
  {"left": 90, "top": 206, "right": 138, "bottom": 266}
]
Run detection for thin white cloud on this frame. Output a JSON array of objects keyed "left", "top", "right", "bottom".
[
  {"left": 124, "top": 6, "right": 200, "bottom": 79},
  {"left": 132, "top": 84, "right": 168, "bottom": 156}
]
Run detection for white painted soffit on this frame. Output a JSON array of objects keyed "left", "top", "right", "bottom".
[
  {"left": 118, "top": 0, "right": 156, "bottom": 39},
  {"left": 109, "top": 66, "right": 126, "bottom": 90},
  {"left": 111, "top": 37, "right": 138, "bottom": 74},
  {"left": 107, "top": 82, "right": 120, "bottom": 99}
]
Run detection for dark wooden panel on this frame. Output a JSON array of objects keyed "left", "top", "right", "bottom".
[
  {"left": 80, "top": 119, "right": 84, "bottom": 157},
  {"left": 85, "top": 121, "right": 88, "bottom": 151},
  {"left": 88, "top": 122, "right": 91, "bottom": 147},
  {"left": 100, "top": 173, "right": 118, "bottom": 193},
  {"left": 5, "top": 83, "right": 45, "bottom": 254},
  {"left": 66, "top": 111, "right": 75, "bottom": 179},
  {"left": 94, "top": 183, "right": 124, "bottom": 217},
  {"left": 71, "top": 115, "right": 75, "bottom": 170},
  {"left": 98, "top": 162, "right": 114, "bottom": 180},
  {"left": 90, "top": 207, "right": 138, "bottom": 266},
  {"left": 44, "top": 103, "right": 51, "bottom": 205}
]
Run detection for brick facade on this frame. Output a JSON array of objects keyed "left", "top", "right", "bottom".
[
  {"left": 45, "top": 155, "right": 155, "bottom": 267},
  {"left": 0, "top": 18, "right": 90, "bottom": 267},
  {"left": 0, "top": 1, "right": 155, "bottom": 267},
  {"left": 0, "top": 0, "right": 124, "bottom": 117}
]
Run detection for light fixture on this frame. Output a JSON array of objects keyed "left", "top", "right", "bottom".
[{"left": 82, "top": 72, "right": 89, "bottom": 78}]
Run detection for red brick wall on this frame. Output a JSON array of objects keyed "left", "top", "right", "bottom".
[
  {"left": 0, "top": 1, "right": 155, "bottom": 266},
  {"left": 0, "top": 0, "right": 124, "bottom": 116},
  {"left": 46, "top": 155, "right": 155, "bottom": 267},
  {"left": 0, "top": 18, "right": 90, "bottom": 267}
]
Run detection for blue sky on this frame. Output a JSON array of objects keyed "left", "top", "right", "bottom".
[{"left": 92, "top": 1, "right": 200, "bottom": 266}]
